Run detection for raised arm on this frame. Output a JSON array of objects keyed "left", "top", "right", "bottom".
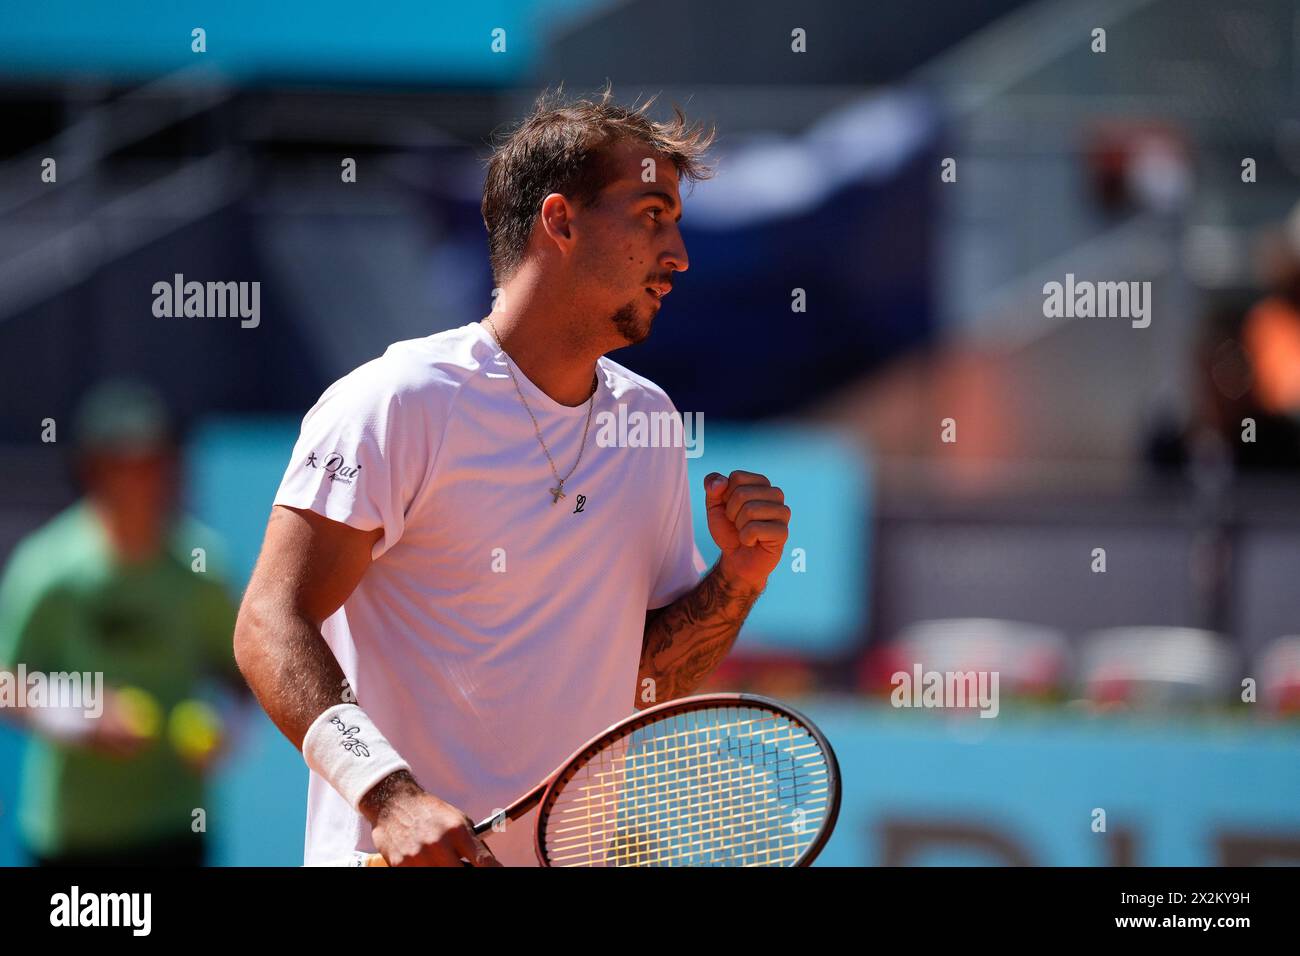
[
  {"left": 635, "top": 469, "right": 789, "bottom": 708},
  {"left": 637, "top": 563, "right": 762, "bottom": 705}
]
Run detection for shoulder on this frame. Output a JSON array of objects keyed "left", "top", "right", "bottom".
[
  {"left": 0, "top": 504, "right": 98, "bottom": 603},
  {"left": 307, "top": 323, "right": 493, "bottom": 423},
  {"left": 598, "top": 356, "right": 680, "bottom": 414},
  {"left": 594, "top": 359, "right": 693, "bottom": 481}
]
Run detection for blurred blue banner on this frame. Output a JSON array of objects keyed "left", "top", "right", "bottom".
[
  {"left": 686, "top": 423, "right": 871, "bottom": 655},
  {"left": 6, "top": 701, "right": 1297, "bottom": 865},
  {"left": 804, "top": 701, "right": 1300, "bottom": 867}
]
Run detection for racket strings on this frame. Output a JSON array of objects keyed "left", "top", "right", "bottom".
[
  {"left": 540, "top": 705, "right": 831, "bottom": 866},
  {"left": 598, "top": 745, "right": 822, "bottom": 866},
  {"left": 593, "top": 711, "right": 819, "bottom": 866},
  {"left": 548, "top": 735, "right": 827, "bottom": 837}
]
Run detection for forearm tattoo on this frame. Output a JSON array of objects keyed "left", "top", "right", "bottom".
[{"left": 637, "top": 565, "right": 762, "bottom": 705}]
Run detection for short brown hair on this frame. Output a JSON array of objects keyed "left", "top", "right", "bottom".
[{"left": 481, "top": 83, "right": 716, "bottom": 286}]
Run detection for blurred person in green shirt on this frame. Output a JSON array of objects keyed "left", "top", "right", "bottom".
[{"left": 0, "top": 380, "right": 246, "bottom": 866}]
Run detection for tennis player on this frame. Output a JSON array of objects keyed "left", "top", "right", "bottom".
[{"left": 233, "top": 87, "right": 791, "bottom": 867}]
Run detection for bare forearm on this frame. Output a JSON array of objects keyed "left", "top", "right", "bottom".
[
  {"left": 232, "top": 600, "right": 349, "bottom": 749},
  {"left": 235, "top": 602, "right": 430, "bottom": 825},
  {"left": 637, "top": 563, "right": 762, "bottom": 706}
]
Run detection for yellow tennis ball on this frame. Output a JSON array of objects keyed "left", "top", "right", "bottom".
[
  {"left": 168, "top": 699, "right": 223, "bottom": 760},
  {"left": 116, "top": 686, "right": 162, "bottom": 740}
]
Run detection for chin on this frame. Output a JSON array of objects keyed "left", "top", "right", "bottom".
[
  {"left": 609, "top": 303, "right": 654, "bottom": 346},
  {"left": 617, "top": 326, "right": 651, "bottom": 347},
  {"left": 631, "top": 313, "right": 656, "bottom": 343}
]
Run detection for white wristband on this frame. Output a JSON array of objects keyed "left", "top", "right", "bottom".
[
  {"left": 28, "top": 704, "right": 97, "bottom": 744},
  {"left": 302, "top": 704, "right": 409, "bottom": 812}
]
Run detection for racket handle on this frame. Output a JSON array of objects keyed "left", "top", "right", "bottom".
[{"left": 358, "top": 796, "right": 535, "bottom": 865}]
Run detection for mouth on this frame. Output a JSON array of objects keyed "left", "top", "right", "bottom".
[{"left": 645, "top": 285, "right": 670, "bottom": 302}]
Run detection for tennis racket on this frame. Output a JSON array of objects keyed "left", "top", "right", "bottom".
[{"left": 351, "top": 692, "right": 840, "bottom": 867}]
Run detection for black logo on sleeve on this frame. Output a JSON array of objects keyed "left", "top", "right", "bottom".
[{"left": 304, "top": 451, "right": 361, "bottom": 484}]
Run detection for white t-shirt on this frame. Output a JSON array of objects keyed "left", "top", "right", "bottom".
[{"left": 273, "top": 321, "right": 707, "bottom": 866}]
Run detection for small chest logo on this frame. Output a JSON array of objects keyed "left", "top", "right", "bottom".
[{"left": 573, "top": 494, "right": 587, "bottom": 514}]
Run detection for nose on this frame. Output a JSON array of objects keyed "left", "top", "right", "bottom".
[{"left": 662, "top": 231, "right": 689, "bottom": 275}]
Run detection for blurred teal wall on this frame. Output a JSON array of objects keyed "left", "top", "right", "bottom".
[
  {"left": 6, "top": 704, "right": 1299, "bottom": 866},
  {"left": 0, "top": 0, "right": 610, "bottom": 84},
  {"left": 802, "top": 701, "right": 1300, "bottom": 866},
  {"left": 3, "top": 418, "right": 1294, "bottom": 866},
  {"left": 685, "top": 424, "right": 871, "bottom": 655}
]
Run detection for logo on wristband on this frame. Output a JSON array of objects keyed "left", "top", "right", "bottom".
[{"left": 330, "top": 715, "right": 371, "bottom": 757}]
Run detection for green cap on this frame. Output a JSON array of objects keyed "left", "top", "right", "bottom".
[{"left": 72, "top": 379, "right": 174, "bottom": 454}]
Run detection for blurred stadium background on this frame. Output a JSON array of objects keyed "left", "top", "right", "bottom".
[{"left": 2, "top": 0, "right": 1299, "bottom": 865}]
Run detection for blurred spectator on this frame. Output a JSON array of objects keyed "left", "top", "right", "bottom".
[
  {"left": 0, "top": 380, "right": 245, "bottom": 866},
  {"left": 1237, "top": 230, "right": 1300, "bottom": 469},
  {"left": 1143, "top": 203, "right": 1300, "bottom": 476},
  {"left": 1147, "top": 297, "right": 1300, "bottom": 476}
]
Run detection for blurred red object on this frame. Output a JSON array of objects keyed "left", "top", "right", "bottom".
[
  {"left": 1078, "top": 627, "right": 1237, "bottom": 709},
  {"left": 705, "top": 652, "right": 817, "bottom": 698},
  {"left": 1083, "top": 120, "right": 1191, "bottom": 215},
  {"left": 857, "top": 618, "right": 1070, "bottom": 699},
  {"left": 1257, "top": 636, "right": 1300, "bottom": 717}
]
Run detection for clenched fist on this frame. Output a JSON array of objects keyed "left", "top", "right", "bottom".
[{"left": 703, "top": 470, "right": 790, "bottom": 593}]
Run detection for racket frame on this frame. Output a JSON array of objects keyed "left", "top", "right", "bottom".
[
  {"left": 363, "top": 692, "right": 841, "bottom": 867},
  {"left": 529, "top": 692, "right": 842, "bottom": 867}
]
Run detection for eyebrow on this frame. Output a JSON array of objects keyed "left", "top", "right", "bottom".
[{"left": 639, "top": 190, "right": 683, "bottom": 223}]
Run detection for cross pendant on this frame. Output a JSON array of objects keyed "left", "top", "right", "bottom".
[{"left": 549, "top": 484, "right": 566, "bottom": 505}]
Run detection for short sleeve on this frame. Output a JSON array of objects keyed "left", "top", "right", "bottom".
[
  {"left": 273, "top": 360, "right": 432, "bottom": 562},
  {"left": 0, "top": 547, "right": 76, "bottom": 674},
  {"left": 648, "top": 446, "right": 708, "bottom": 610}
]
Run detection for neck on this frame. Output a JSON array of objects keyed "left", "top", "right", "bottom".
[
  {"left": 89, "top": 499, "right": 164, "bottom": 565},
  {"left": 483, "top": 270, "right": 605, "bottom": 407}
]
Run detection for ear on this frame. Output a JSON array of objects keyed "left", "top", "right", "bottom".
[{"left": 539, "top": 193, "right": 576, "bottom": 249}]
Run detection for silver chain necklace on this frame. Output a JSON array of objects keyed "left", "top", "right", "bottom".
[{"left": 484, "top": 317, "right": 598, "bottom": 505}]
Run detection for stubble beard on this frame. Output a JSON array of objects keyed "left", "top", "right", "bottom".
[{"left": 608, "top": 299, "right": 652, "bottom": 346}]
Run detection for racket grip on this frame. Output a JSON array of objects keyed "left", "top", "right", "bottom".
[{"left": 360, "top": 806, "right": 519, "bottom": 864}]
